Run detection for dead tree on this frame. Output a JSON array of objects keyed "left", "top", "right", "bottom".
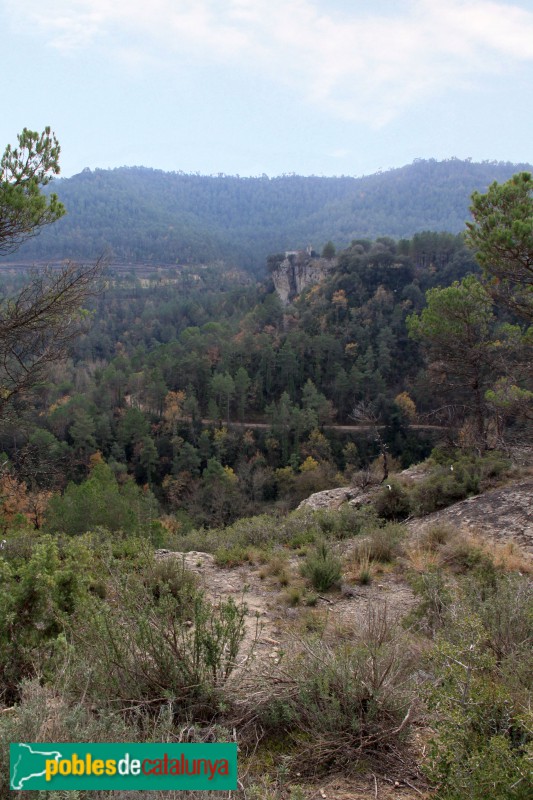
[{"left": 349, "top": 400, "right": 389, "bottom": 482}]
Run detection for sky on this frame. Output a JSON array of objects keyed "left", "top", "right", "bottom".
[{"left": 1, "top": 0, "right": 532, "bottom": 179}]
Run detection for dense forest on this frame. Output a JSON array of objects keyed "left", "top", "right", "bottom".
[
  {"left": 0, "top": 228, "right": 529, "bottom": 530},
  {"left": 3, "top": 158, "right": 532, "bottom": 273}
]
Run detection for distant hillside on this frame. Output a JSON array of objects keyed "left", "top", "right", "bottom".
[{"left": 4, "top": 159, "right": 531, "bottom": 274}]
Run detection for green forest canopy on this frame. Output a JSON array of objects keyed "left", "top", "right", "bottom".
[{"left": 3, "top": 158, "right": 531, "bottom": 274}]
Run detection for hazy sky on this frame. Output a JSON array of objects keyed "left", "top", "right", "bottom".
[{"left": 1, "top": 0, "right": 532, "bottom": 178}]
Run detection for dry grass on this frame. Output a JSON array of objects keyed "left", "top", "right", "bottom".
[
  {"left": 258, "top": 552, "right": 293, "bottom": 586},
  {"left": 344, "top": 541, "right": 378, "bottom": 584},
  {"left": 345, "top": 527, "right": 403, "bottom": 583},
  {"left": 468, "top": 533, "right": 533, "bottom": 574},
  {"left": 404, "top": 523, "right": 532, "bottom": 576},
  {"left": 418, "top": 523, "right": 456, "bottom": 551},
  {"left": 402, "top": 540, "right": 442, "bottom": 574},
  {"left": 296, "top": 608, "right": 329, "bottom": 635},
  {"left": 403, "top": 524, "right": 458, "bottom": 574},
  {"left": 262, "top": 553, "right": 288, "bottom": 574},
  {"left": 404, "top": 544, "right": 442, "bottom": 574},
  {"left": 347, "top": 527, "right": 403, "bottom": 565}
]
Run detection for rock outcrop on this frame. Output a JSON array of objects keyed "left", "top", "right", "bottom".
[
  {"left": 299, "top": 473, "right": 533, "bottom": 554},
  {"left": 271, "top": 250, "right": 337, "bottom": 305},
  {"left": 407, "top": 476, "right": 533, "bottom": 553},
  {"left": 297, "top": 486, "right": 376, "bottom": 511}
]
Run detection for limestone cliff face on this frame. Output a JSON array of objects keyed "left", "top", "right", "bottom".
[{"left": 271, "top": 251, "right": 337, "bottom": 305}]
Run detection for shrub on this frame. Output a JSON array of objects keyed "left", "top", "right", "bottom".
[
  {"left": 419, "top": 524, "right": 456, "bottom": 551},
  {"left": 373, "top": 481, "right": 412, "bottom": 520},
  {"left": 346, "top": 540, "right": 374, "bottom": 584},
  {"left": 287, "top": 525, "right": 319, "bottom": 549},
  {"left": 313, "top": 504, "right": 375, "bottom": 539},
  {"left": 214, "top": 544, "right": 256, "bottom": 567},
  {"left": 284, "top": 586, "right": 303, "bottom": 606},
  {"left": 300, "top": 541, "right": 342, "bottom": 592},
  {"left": 406, "top": 568, "right": 453, "bottom": 635},
  {"left": 411, "top": 470, "right": 477, "bottom": 516},
  {"left": 408, "top": 528, "right": 499, "bottom": 580},
  {"left": 352, "top": 524, "right": 405, "bottom": 565},
  {"left": 143, "top": 556, "right": 199, "bottom": 610},
  {"left": 411, "top": 450, "right": 512, "bottom": 518},
  {"left": 254, "top": 605, "right": 416, "bottom": 774},
  {"left": 168, "top": 506, "right": 380, "bottom": 559},
  {"left": 424, "top": 615, "right": 532, "bottom": 800},
  {"left": 0, "top": 536, "right": 96, "bottom": 703},
  {"left": 66, "top": 559, "right": 247, "bottom": 719},
  {"left": 439, "top": 534, "right": 495, "bottom": 575},
  {"left": 0, "top": 679, "right": 234, "bottom": 799},
  {"left": 263, "top": 553, "right": 289, "bottom": 576},
  {"left": 45, "top": 462, "right": 161, "bottom": 542},
  {"left": 358, "top": 562, "right": 373, "bottom": 585},
  {"left": 460, "top": 572, "right": 533, "bottom": 690},
  {"left": 430, "top": 447, "right": 511, "bottom": 481},
  {"left": 0, "top": 680, "right": 132, "bottom": 798}
]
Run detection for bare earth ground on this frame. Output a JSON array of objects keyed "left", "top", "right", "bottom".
[
  {"left": 155, "top": 550, "right": 416, "bottom": 672},
  {"left": 155, "top": 475, "right": 533, "bottom": 798}
]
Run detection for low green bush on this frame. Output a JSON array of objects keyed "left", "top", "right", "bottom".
[
  {"left": 439, "top": 536, "right": 493, "bottom": 574},
  {"left": 0, "top": 679, "right": 234, "bottom": 800},
  {"left": 430, "top": 447, "right": 511, "bottom": 481},
  {"left": 419, "top": 524, "right": 456, "bottom": 551},
  {"left": 373, "top": 480, "right": 412, "bottom": 520},
  {"left": 405, "top": 568, "right": 453, "bottom": 635},
  {"left": 143, "top": 556, "right": 199, "bottom": 610},
  {"left": 412, "top": 469, "right": 478, "bottom": 515},
  {"left": 66, "top": 558, "right": 247, "bottom": 719},
  {"left": 170, "top": 506, "right": 379, "bottom": 560},
  {"left": 424, "top": 614, "right": 532, "bottom": 800},
  {"left": 460, "top": 572, "right": 533, "bottom": 690},
  {"left": 411, "top": 450, "right": 512, "bottom": 517},
  {"left": 352, "top": 524, "right": 405, "bottom": 565},
  {"left": 313, "top": 504, "right": 376, "bottom": 539},
  {"left": 0, "top": 536, "right": 98, "bottom": 703},
  {"left": 300, "top": 541, "right": 342, "bottom": 592},
  {"left": 45, "top": 462, "right": 163, "bottom": 543},
  {"left": 214, "top": 544, "right": 256, "bottom": 567}
]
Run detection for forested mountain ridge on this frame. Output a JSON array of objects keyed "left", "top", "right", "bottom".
[{"left": 3, "top": 158, "right": 531, "bottom": 273}]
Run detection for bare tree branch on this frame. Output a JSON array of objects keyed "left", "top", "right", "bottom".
[{"left": 0, "top": 260, "right": 103, "bottom": 412}]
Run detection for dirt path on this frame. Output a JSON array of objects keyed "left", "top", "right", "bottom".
[
  {"left": 154, "top": 547, "right": 425, "bottom": 798},
  {"left": 203, "top": 419, "right": 445, "bottom": 433},
  {"left": 155, "top": 547, "right": 417, "bottom": 669},
  {"left": 156, "top": 475, "right": 533, "bottom": 667}
]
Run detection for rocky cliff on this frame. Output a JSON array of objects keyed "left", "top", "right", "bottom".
[{"left": 271, "top": 250, "right": 337, "bottom": 305}]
